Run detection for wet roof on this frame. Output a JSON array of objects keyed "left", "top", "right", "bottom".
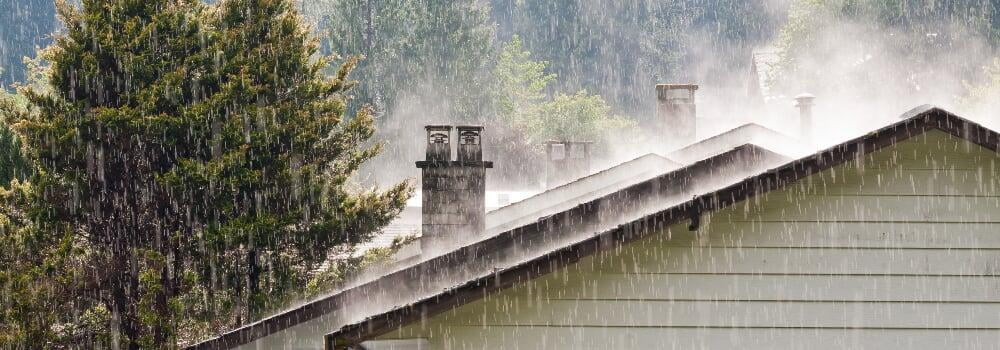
[
  {"left": 189, "top": 106, "right": 1000, "bottom": 350},
  {"left": 485, "top": 153, "right": 682, "bottom": 235},
  {"left": 667, "top": 123, "right": 807, "bottom": 163}
]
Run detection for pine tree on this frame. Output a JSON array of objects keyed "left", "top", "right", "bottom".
[
  {"left": 0, "top": 99, "right": 30, "bottom": 185},
  {"left": 504, "top": 0, "right": 779, "bottom": 113},
  {"left": 2, "top": 0, "right": 409, "bottom": 347},
  {"left": 0, "top": 0, "right": 56, "bottom": 86},
  {"left": 772, "top": 0, "right": 999, "bottom": 102},
  {"left": 322, "top": 0, "right": 495, "bottom": 122}
]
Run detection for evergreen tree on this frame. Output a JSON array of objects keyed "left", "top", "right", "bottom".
[
  {"left": 487, "top": 37, "right": 633, "bottom": 187},
  {"left": 505, "top": 0, "right": 780, "bottom": 114},
  {"left": 0, "top": 121, "right": 28, "bottom": 186},
  {"left": 0, "top": 88, "right": 30, "bottom": 185},
  {"left": 771, "top": 0, "right": 999, "bottom": 102},
  {"left": 0, "top": 176, "right": 100, "bottom": 347},
  {"left": 322, "top": 0, "right": 495, "bottom": 123},
  {"left": 2, "top": 0, "right": 409, "bottom": 347},
  {"left": 493, "top": 37, "right": 631, "bottom": 145},
  {"left": 0, "top": 0, "right": 56, "bottom": 87}
]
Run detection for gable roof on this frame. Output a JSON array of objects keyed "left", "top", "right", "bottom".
[
  {"left": 189, "top": 106, "right": 999, "bottom": 350},
  {"left": 667, "top": 123, "right": 808, "bottom": 163},
  {"left": 486, "top": 123, "right": 802, "bottom": 237},
  {"left": 485, "top": 153, "right": 681, "bottom": 235}
]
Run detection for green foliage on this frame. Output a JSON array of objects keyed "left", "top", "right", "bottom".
[
  {"left": 493, "top": 36, "right": 556, "bottom": 127},
  {"left": 0, "top": 180, "right": 85, "bottom": 347},
  {"left": 304, "top": 234, "right": 416, "bottom": 298},
  {"left": 505, "top": 0, "right": 780, "bottom": 112},
  {"left": 0, "top": 0, "right": 56, "bottom": 86},
  {"left": 0, "top": 92, "right": 30, "bottom": 186},
  {"left": 492, "top": 37, "right": 634, "bottom": 146},
  {"left": 771, "top": 0, "right": 1000, "bottom": 99},
  {"left": 1, "top": 0, "right": 410, "bottom": 347},
  {"left": 322, "top": 0, "right": 495, "bottom": 122},
  {"left": 531, "top": 92, "right": 633, "bottom": 143},
  {"left": 962, "top": 58, "right": 1000, "bottom": 117},
  {"left": 304, "top": 0, "right": 779, "bottom": 189},
  {"left": 967, "top": 59, "right": 1000, "bottom": 102}
]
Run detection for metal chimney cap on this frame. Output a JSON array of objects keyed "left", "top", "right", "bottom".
[
  {"left": 794, "top": 93, "right": 816, "bottom": 101},
  {"left": 542, "top": 140, "right": 594, "bottom": 145}
]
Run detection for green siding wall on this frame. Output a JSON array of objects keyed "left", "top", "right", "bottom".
[{"left": 374, "top": 130, "right": 1000, "bottom": 349}]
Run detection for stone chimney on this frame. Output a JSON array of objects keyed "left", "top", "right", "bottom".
[
  {"left": 794, "top": 93, "right": 816, "bottom": 142},
  {"left": 656, "top": 84, "right": 699, "bottom": 149},
  {"left": 416, "top": 125, "right": 492, "bottom": 253},
  {"left": 543, "top": 140, "right": 592, "bottom": 189}
]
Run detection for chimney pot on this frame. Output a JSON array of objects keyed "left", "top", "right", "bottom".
[
  {"left": 794, "top": 93, "right": 816, "bottom": 107},
  {"left": 425, "top": 125, "right": 453, "bottom": 161},
  {"left": 794, "top": 93, "right": 816, "bottom": 143},
  {"left": 456, "top": 125, "right": 483, "bottom": 162}
]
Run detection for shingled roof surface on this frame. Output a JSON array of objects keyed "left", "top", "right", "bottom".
[
  {"left": 484, "top": 153, "right": 682, "bottom": 235},
  {"left": 189, "top": 106, "right": 999, "bottom": 350},
  {"left": 667, "top": 123, "right": 807, "bottom": 163}
]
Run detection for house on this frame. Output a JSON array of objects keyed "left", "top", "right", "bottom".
[{"left": 190, "top": 85, "right": 1000, "bottom": 350}]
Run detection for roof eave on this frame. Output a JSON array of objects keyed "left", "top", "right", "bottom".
[
  {"left": 189, "top": 107, "right": 997, "bottom": 350},
  {"left": 324, "top": 108, "right": 999, "bottom": 348}
]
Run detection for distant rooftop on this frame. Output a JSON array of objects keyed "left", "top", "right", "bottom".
[{"left": 668, "top": 123, "right": 808, "bottom": 163}]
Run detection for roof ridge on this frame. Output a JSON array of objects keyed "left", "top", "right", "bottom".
[{"left": 188, "top": 106, "right": 999, "bottom": 350}]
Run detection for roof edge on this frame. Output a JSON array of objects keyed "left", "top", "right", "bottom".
[
  {"left": 188, "top": 107, "right": 997, "bottom": 350},
  {"left": 323, "top": 107, "right": 998, "bottom": 348}
]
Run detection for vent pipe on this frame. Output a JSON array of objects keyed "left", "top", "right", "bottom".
[
  {"left": 416, "top": 125, "right": 492, "bottom": 254},
  {"left": 656, "top": 84, "right": 699, "bottom": 150}
]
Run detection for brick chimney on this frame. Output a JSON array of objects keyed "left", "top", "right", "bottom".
[
  {"left": 794, "top": 93, "right": 816, "bottom": 143},
  {"left": 416, "top": 125, "right": 492, "bottom": 253},
  {"left": 543, "top": 140, "right": 592, "bottom": 189},
  {"left": 656, "top": 84, "right": 699, "bottom": 149}
]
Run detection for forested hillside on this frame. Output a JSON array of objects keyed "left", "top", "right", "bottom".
[
  {"left": 0, "top": 0, "right": 55, "bottom": 87},
  {"left": 770, "top": 0, "right": 1000, "bottom": 115}
]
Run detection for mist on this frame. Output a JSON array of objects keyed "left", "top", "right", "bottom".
[{"left": 325, "top": 0, "right": 999, "bottom": 194}]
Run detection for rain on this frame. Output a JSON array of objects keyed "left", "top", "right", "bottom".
[{"left": 1, "top": 0, "right": 999, "bottom": 349}]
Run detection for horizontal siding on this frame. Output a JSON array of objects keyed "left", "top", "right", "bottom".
[
  {"left": 401, "top": 328, "right": 1000, "bottom": 350},
  {"left": 859, "top": 130, "right": 1000, "bottom": 170},
  {"left": 714, "top": 195, "right": 1000, "bottom": 222},
  {"left": 448, "top": 300, "right": 1000, "bottom": 328},
  {"left": 807, "top": 168, "right": 1000, "bottom": 196},
  {"left": 377, "top": 129, "right": 1000, "bottom": 349},
  {"left": 603, "top": 247, "right": 1000, "bottom": 275},
  {"left": 550, "top": 274, "right": 1000, "bottom": 302},
  {"left": 659, "top": 222, "right": 1000, "bottom": 248}
]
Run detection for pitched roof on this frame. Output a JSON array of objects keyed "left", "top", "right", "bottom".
[
  {"left": 485, "top": 153, "right": 681, "bottom": 234},
  {"left": 189, "top": 106, "right": 999, "bottom": 350},
  {"left": 667, "top": 123, "right": 808, "bottom": 163}
]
